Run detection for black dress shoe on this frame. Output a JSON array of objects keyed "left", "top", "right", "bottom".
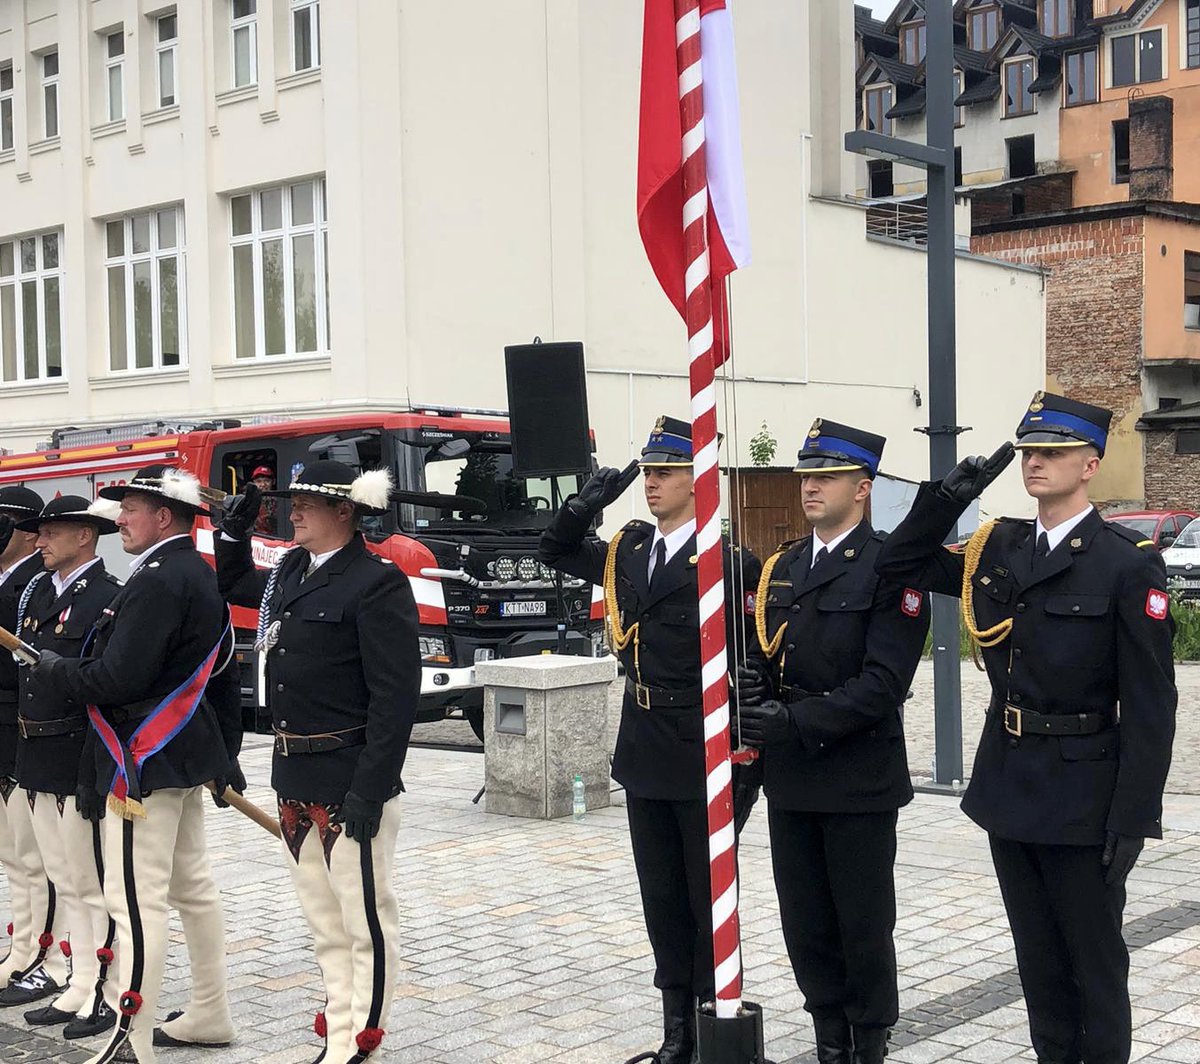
[
  {"left": 852, "top": 1026, "right": 890, "bottom": 1064},
  {"left": 24, "top": 1004, "right": 75, "bottom": 1025},
  {"left": 0, "top": 968, "right": 61, "bottom": 1007},
  {"left": 152, "top": 1009, "right": 234, "bottom": 1048},
  {"left": 64, "top": 1002, "right": 117, "bottom": 1040},
  {"left": 813, "top": 1011, "right": 853, "bottom": 1064}
]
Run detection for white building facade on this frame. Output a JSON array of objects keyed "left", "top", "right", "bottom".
[{"left": 0, "top": 0, "right": 1046, "bottom": 519}]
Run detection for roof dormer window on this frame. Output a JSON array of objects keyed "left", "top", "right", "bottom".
[
  {"left": 900, "top": 19, "right": 927, "bottom": 65},
  {"left": 967, "top": 4, "right": 1001, "bottom": 51},
  {"left": 1039, "top": 0, "right": 1072, "bottom": 38}
]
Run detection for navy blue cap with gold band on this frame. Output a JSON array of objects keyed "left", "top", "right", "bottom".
[
  {"left": 794, "top": 418, "right": 886, "bottom": 479},
  {"left": 1014, "top": 391, "right": 1111, "bottom": 456},
  {"left": 639, "top": 415, "right": 694, "bottom": 467}
]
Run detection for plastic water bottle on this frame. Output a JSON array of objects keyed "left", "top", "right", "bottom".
[{"left": 572, "top": 774, "right": 586, "bottom": 822}]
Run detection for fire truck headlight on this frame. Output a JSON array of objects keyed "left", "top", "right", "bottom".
[
  {"left": 493, "top": 556, "right": 517, "bottom": 581},
  {"left": 419, "top": 635, "right": 450, "bottom": 664},
  {"left": 516, "top": 556, "right": 540, "bottom": 581}
]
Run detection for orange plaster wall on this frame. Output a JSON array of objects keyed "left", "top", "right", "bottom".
[
  {"left": 1059, "top": 0, "right": 1200, "bottom": 207},
  {"left": 1143, "top": 215, "right": 1200, "bottom": 360}
]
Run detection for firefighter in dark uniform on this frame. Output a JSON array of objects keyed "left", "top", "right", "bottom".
[
  {"left": 213, "top": 460, "right": 420, "bottom": 1064},
  {"left": 875, "top": 393, "right": 1177, "bottom": 1064},
  {"left": 11, "top": 496, "right": 123, "bottom": 1039},
  {"left": 0, "top": 485, "right": 70, "bottom": 1005},
  {"left": 735, "top": 421, "right": 930, "bottom": 1064},
  {"left": 28, "top": 466, "right": 242, "bottom": 1064},
  {"left": 538, "top": 416, "right": 762, "bottom": 1064}
]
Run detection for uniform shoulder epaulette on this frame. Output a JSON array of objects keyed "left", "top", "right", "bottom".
[
  {"left": 372, "top": 554, "right": 395, "bottom": 565},
  {"left": 1104, "top": 521, "right": 1157, "bottom": 550},
  {"left": 773, "top": 537, "right": 803, "bottom": 555},
  {"left": 103, "top": 572, "right": 122, "bottom": 585},
  {"left": 622, "top": 519, "right": 654, "bottom": 534},
  {"left": 996, "top": 515, "right": 1033, "bottom": 526},
  {"left": 871, "top": 529, "right": 888, "bottom": 542}
]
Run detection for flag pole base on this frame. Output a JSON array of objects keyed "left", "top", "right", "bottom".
[{"left": 696, "top": 1000, "right": 773, "bottom": 1064}]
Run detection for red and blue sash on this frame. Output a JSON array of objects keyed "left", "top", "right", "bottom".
[{"left": 87, "top": 624, "right": 229, "bottom": 820}]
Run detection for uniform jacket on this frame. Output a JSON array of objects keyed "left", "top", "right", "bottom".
[
  {"left": 15, "top": 560, "right": 121, "bottom": 795},
  {"left": 539, "top": 505, "right": 761, "bottom": 802},
  {"left": 216, "top": 533, "right": 420, "bottom": 805},
  {"left": 756, "top": 521, "right": 930, "bottom": 813},
  {"left": 875, "top": 484, "right": 1177, "bottom": 845},
  {"left": 34, "top": 537, "right": 236, "bottom": 796},
  {"left": 0, "top": 551, "right": 47, "bottom": 777}
]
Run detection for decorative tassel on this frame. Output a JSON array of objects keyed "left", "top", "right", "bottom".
[
  {"left": 108, "top": 794, "right": 147, "bottom": 821},
  {"left": 355, "top": 1028, "right": 385, "bottom": 1053}
]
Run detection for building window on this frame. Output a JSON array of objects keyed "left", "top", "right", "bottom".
[
  {"left": 229, "top": 179, "right": 329, "bottom": 360},
  {"left": 157, "top": 13, "right": 178, "bottom": 107},
  {"left": 1185, "top": 251, "right": 1200, "bottom": 330},
  {"left": 1003, "top": 57, "right": 1036, "bottom": 117},
  {"left": 0, "top": 232, "right": 64, "bottom": 384},
  {"left": 292, "top": 0, "right": 320, "bottom": 72},
  {"left": 1188, "top": 0, "right": 1200, "bottom": 68},
  {"left": 1039, "top": 0, "right": 1071, "bottom": 37},
  {"left": 232, "top": 0, "right": 258, "bottom": 88},
  {"left": 1111, "top": 29, "right": 1163, "bottom": 87},
  {"left": 863, "top": 85, "right": 894, "bottom": 135},
  {"left": 105, "top": 209, "right": 186, "bottom": 373},
  {"left": 1007, "top": 134, "right": 1036, "bottom": 178},
  {"left": 867, "top": 160, "right": 894, "bottom": 198},
  {"left": 954, "top": 146, "right": 964, "bottom": 185},
  {"left": 105, "top": 31, "right": 125, "bottom": 123},
  {"left": 968, "top": 5, "right": 1000, "bottom": 51},
  {"left": 900, "top": 20, "right": 927, "bottom": 65},
  {"left": 1177, "top": 429, "right": 1200, "bottom": 454},
  {"left": 1113, "top": 119, "right": 1130, "bottom": 184},
  {"left": 954, "top": 70, "right": 965, "bottom": 127},
  {"left": 41, "top": 52, "right": 59, "bottom": 139},
  {"left": 1064, "top": 49, "right": 1098, "bottom": 105},
  {"left": 0, "top": 64, "right": 12, "bottom": 152}
]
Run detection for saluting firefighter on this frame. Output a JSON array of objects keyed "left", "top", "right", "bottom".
[
  {"left": 538, "top": 416, "right": 762, "bottom": 1064},
  {"left": 10, "top": 496, "right": 124, "bottom": 1040},
  {"left": 734, "top": 421, "right": 930, "bottom": 1064},
  {"left": 0, "top": 485, "right": 71, "bottom": 1006},
  {"left": 28, "top": 466, "right": 242, "bottom": 1064},
  {"left": 875, "top": 393, "right": 1177, "bottom": 1064},
  {"left": 213, "top": 461, "right": 420, "bottom": 1064}
]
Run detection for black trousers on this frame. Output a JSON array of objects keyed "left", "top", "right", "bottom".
[
  {"left": 989, "top": 835, "right": 1130, "bottom": 1064},
  {"left": 768, "top": 806, "right": 899, "bottom": 1028},
  {"left": 626, "top": 795, "right": 715, "bottom": 1002}
]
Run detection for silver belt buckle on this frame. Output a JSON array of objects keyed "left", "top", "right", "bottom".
[{"left": 635, "top": 684, "right": 652, "bottom": 711}]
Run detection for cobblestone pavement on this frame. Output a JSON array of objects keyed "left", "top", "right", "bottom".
[{"left": 1, "top": 723, "right": 1200, "bottom": 1064}]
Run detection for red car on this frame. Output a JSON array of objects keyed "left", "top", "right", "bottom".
[{"left": 1105, "top": 510, "right": 1199, "bottom": 549}]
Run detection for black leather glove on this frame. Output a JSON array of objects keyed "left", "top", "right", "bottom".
[
  {"left": 1101, "top": 831, "right": 1143, "bottom": 886},
  {"left": 212, "top": 484, "right": 263, "bottom": 541},
  {"left": 569, "top": 461, "right": 641, "bottom": 520},
  {"left": 735, "top": 663, "right": 772, "bottom": 708},
  {"left": 211, "top": 760, "right": 247, "bottom": 809},
  {"left": 336, "top": 792, "right": 384, "bottom": 842},
  {"left": 732, "top": 757, "right": 763, "bottom": 836},
  {"left": 0, "top": 514, "right": 14, "bottom": 556},
  {"left": 75, "top": 786, "right": 106, "bottom": 823},
  {"left": 937, "top": 443, "right": 1016, "bottom": 504},
  {"left": 29, "top": 649, "right": 63, "bottom": 676},
  {"left": 737, "top": 700, "right": 794, "bottom": 747}
]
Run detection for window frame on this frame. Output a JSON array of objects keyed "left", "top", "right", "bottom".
[
  {"left": 1185, "top": 250, "right": 1200, "bottom": 331},
  {"left": 0, "top": 231, "right": 66, "bottom": 385},
  {"left": 967, "top": 5, "right": 1000, "bottom": 52},
  {"left": 291, "top": 0, "right": 321, "bottom": 73},
  {"left": 1039, "top": 0, "right": 1072, "bottom": 38},
  {"left": 899, "top": 19, "right": 927, "bottom": 66},
  {"left": 41, "top": 51, "right": 59, "bottom": 140},
  {"left": 228, "top": 178, "right": 330, "bottom": 362},
  {"left": 1188, "top": 0, "right": 1200, "bottom": 69},
  {"left": 1063, "top": 48, "right": 1099, "bottom": 106},
  {"left": 1112, "top": 118, "right": 1131, "bottom": 184},
  {"left": 1110, "top": 27, "right": 1165, "bottom": 87},
  {"left": 104, "top": 209, "right": 188, "bottom": 375},
  {"left": 105, "top": 30, "right": 125, "bottom": 124},
  {"left": 232, "top": 0, "right": 258, "bottom": 88},
  {"left": 1002, "top": 55, "right": 1037, "bottom": 117},
  {"left": 953, "top": 69, "right": 965, "bottom": 128},
  {"left": 0, "top": 62, "right": 12, "bottom": 152},
  {"left": 156, "top": 12, "right": 179, "bottom": 108},
  {"left": 863, "top": 83, "right": 895, "bottom": 136}
]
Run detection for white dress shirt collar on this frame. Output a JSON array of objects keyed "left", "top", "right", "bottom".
[
  {"left": 811, "top": 526, "right": 855, "bottom": 568},
  {"left": 1035, "top": 505, "right": 1094, "bottom": 552},
  {"left": 649, "top": 519, "right": 697, "bottom": 576},
  {"left": 128, "top": 533, "right": 192, "bottom": 576},
  {"left": 51, "top": 557, "right": 101, "bottom": 599}
]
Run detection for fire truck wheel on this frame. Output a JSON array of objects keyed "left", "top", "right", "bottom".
[{"left": 465, "top": 707, "right": 485, "bottom": 745}]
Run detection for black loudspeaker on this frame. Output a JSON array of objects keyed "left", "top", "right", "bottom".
[{"left": 504, "top": 341, "right": 592, "bottom": 478}]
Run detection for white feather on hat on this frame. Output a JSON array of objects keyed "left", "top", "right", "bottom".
[
  {"left": 349, "top": 468, "right": 394, "bottom": 511},
  {"left": 159, "top": 468, "right": 203, "bottom": 508},
  {"left": 86, "top": 498, "right": 122, "bottom": 522}
]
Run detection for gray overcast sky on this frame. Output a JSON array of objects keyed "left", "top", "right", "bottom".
[{"left": 864, "top": 0, "right": 898, "bottom": 16}]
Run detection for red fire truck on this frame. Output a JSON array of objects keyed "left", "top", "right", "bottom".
[{"left": 0, "top": 411, "right": 605, "bottom": 738}]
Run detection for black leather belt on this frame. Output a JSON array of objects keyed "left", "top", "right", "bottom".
[
  {"left": 274, "top": 727, "right": 367, "bottom": 757},
  {"left": 993, "top": 700, "right": 1117, "bottom": 738},
  {"left": 779, "top": 684, "right": 828, "bottom": 703},
  {"left": 17, "top": 715, "right": 85, "bottom": 739},
  {"left": 625, "top": 679, "right": 703, "bottom": 711}
]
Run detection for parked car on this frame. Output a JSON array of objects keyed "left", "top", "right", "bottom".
[
  {"left": 1164, "top": 516, "right": 1200, "bottom": 601},
  {"left": 1105, "top": 509, "right": 1199, "bottom": 550}
]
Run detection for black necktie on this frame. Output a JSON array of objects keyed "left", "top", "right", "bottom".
[
  {"left": 649, "top": 539, "right": 667, "bottom": 595},
  {"left": 301, "top": 554, "right": 319, "bottom": 583},
  {"left": 813, "top": 546, "right": 828, "bottom": 569},
  {"left": 1032, "top": 532, "right": 1050, "bottom": 570}
]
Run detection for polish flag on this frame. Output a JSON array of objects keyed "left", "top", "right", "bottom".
[{"left": 638, "top": 0, "right": 751, "bottom": 365}]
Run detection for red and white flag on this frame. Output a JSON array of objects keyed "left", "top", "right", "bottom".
[{"left": 638, "top": 0, "right": 751, "bottom": 365}]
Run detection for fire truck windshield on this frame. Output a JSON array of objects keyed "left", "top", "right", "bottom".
[{"left": 393, "top": 433, "right": 585, "bottom": 534}]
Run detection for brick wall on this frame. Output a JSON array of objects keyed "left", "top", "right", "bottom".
[
  {"left": 1129, "top": 96, "right": 1174, "bottom": 201},
  {"left": 1143, "top": 428, "right": 1200, "bottom": 508},
  {"left": 967, "top": 173, "right": 1075, "bottom": 227}
]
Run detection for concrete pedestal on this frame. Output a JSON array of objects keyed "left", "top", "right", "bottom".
[{"left": 477, "top": 654, "right": 617, "bottom": 820}]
